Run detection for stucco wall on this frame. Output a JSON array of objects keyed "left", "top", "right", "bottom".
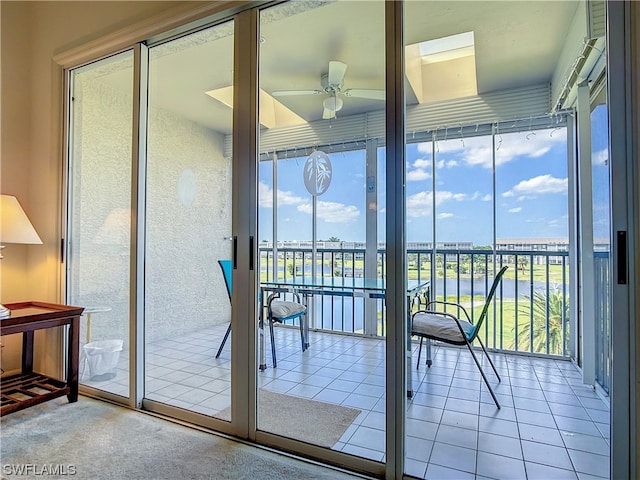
[
  {"left": 67, "top": 63, "right": 232, "bottom": 345},
  {"left": 145, "top": 100, "right": 232, "bottom": 342}
]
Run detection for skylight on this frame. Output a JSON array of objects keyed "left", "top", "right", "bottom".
[
  {"left": 405, "top": 31, "right": 478, "bottom": 104},
  {"left": 419, "top": 31, "right": 475, "bottom": 60},
  {"left": 205, "top": 87, "right": 307, "bottom": 129}
]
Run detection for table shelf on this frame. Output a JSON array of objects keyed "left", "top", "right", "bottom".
[
  {"left": 1, "top": 372, "right": 69, "bottom": 415},
  {"left": 0, "top": 301, "right": 83, "bottom": 416}
]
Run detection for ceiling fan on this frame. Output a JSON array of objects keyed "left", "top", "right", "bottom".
[{"left": 272, "top": 61, "right": 384, "bottom": 120}]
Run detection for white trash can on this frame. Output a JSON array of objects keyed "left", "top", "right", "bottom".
[{"left": 82, "top": 339, "right": 123, "bottom": 381}]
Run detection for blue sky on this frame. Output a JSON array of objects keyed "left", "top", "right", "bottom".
[
  {"left": 591, "top": 104, "right": 611, "bottom": 245},
  {"left": 259, "top": 126, "right": 577, "bottom": 245}
]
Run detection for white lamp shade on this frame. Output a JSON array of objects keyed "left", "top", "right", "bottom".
[{"left": 1, "top": 195, "right": 43, "bottom": 244}]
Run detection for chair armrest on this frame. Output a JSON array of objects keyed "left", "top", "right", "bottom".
[
  {"left": 266, "top": 291, "right": 282, "bottom": 308},
  {"left": 425, "top": 300, "right": 472, "bottom": 323}
]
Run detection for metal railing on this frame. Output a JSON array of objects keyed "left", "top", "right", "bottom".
[
  {"left": 259, "top": 246, "right": 571, "bottom": 358},
  {"left": 594, "top": 252, "right": 611, "bottom": 393}
]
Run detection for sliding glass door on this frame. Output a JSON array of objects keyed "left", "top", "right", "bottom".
[
  {"left": 143, "top": 21, "right": 235, "bottom": 422},
  {"left": 67, "top": 50, "right": 134, "bottom": 398},
  {"left": 256, "top": 0, "right": 387, "bottom": 465}
]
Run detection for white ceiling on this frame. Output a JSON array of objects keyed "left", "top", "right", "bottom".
[{"left": 141, "top": 0, "right": 579, "bottom": 136}]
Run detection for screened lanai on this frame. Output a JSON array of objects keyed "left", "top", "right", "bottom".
[{"left": 65, "top": 1, "right": 612, "bottom": 478}]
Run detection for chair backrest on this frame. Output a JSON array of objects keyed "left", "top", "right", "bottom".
[
  {"left": 469, "top": 265, "right": 508, "bottom": 341},
  {"left": 218, "top": 259, "right": 232, "bottom": 301}
]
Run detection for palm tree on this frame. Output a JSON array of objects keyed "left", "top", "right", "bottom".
[{"left": 515, "top": 289, "right": 569, "bottom": 355}]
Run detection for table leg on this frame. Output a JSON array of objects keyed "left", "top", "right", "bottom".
[
  {"left": 259, "top": 288, "right": 267, "bottom": 371},
  {"left": 22, "top": 331, "right": 34, "bottom": 373},
  {"left": 67, "top": 317, "right": 79, "bottom": 402},
  {"left": 406, "top": 294, "right": 413, "bottom": 398},
  {"left": 86, "top": 313, "right": 92, "bottom": 344},
  {"left": 302, "top": 293, "right": 310, "bottom": 350}
]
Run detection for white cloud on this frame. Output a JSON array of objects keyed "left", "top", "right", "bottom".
[
  {"left": 297, "top": 200, "right": 360, "bottom": 223},
  {"left": 417, "top": 142, "right": 433, "bottom": 154},
  {"left": 438, "top": 212, "right": 454, "bottom": 219},
  {"left": 469, "top": 191, "right": 492, "bottom": 202},
  {"left": 413, "top": 158, "right": 431, "bottom": 169},
  {"left": 469, "top": 192, "right": 480, "bottom": 200},
  {"left": 407, "top": 158, "right": 432, "bottom": 182},
  {"left": 406, "top": 190, "right": 467, "bottom": 217},
  {"left": 406, "top": 191, "right": 432, "bottom": 218},
  {"left": 593, "top": 148, "right": 609, "bottom": 166},
  {"left": 416, "top": 128, "right": 567, "bottom": 169},
  {"left": 259, "top": 181, "right": 305, "bottom": 208},
  {"left": 508, "top": 207, "right": 522, "bottom": 213},
  {"left": 449, "top": 192, "right": 467, "bottom": 201},
  {"left": 407, "top": 168, "right": 431, "bottom": 181},
  {"left": 258, "top": 182, "right": 304, "bottom": 208},
  {"left": 502, "top": 174, "right": 567, "bottom": 199},
  {"left": 460, "top": 130, "right": 566, "bottom": 169}
]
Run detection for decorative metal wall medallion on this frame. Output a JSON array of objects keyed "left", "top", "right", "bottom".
[{"left": 303, "top": 150, "right": 332, "bottom": 196}]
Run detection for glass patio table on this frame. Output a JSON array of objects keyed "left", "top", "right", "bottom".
[{"left": 259, "top": 276, "right": 430, "bottom": 397}]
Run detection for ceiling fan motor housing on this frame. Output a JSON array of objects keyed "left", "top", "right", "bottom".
[{"left": 321, "top": 73, "right": 343, "bottom": 93}]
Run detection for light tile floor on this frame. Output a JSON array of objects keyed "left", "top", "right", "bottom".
[{"left": 82, "top": 325, "right": 611, "bottom": 479}]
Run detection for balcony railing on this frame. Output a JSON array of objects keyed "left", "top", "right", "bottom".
[
  {"left": 259, "top": 246, "right": 571, "bottom": 359},
  {"left": 594, "top": 251, "right": 611, "bottom": 393}
]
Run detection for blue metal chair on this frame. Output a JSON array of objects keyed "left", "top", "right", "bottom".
[
  {"left": 214, "top": 260, "right": 307, "bottom": 368},
  {"left": 215, "top": 260, "right": 233, "bottom": 359},
  {"left": 411, "top": 265, "right": 508, "bottom": 408}
]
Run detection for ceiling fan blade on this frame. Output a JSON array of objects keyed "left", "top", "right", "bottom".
[
  {"left": 343, "top": 89, "right": 385, "bottom": 100},
  {"left": 322, "top": 107, "right": 336, "bottom": 120},
  {"left": 328, "top": 61, "right": 347, "bottom": 86},
  {"left": 272, "top": 89, "right": 323, "bottom": 97}
]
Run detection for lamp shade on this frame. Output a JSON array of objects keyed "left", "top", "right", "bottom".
[{"left": 1, "top": 195, "right": 43, "bottom": 244}]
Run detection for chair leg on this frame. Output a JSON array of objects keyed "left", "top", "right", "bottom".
[
  {"left": 465, "top": 341, "right": 500, "bottom": 409},
  {"left": 476, "top": 336, "right": 501, "bottom": 381},
  {"left": 269, "top": 317, "right": 277, "bottom": 368},
  {"left": 416, "top": 336, "right": 423, "bottom": 368},
  {"left": 425, "top": 338, "right": 432, "bottom": 367},
  {"left": 298, "top": 319, "right": 306, "bottom": 352},
  {"left": 215, "top": 323, "right": 232, "bottom": 359}
]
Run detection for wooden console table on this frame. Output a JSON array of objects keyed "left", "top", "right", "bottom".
[{"left": 0, "top": 301, "right": 84, "bottom": 416}]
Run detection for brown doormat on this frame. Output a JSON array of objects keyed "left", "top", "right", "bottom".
[{"left": 216, "top": 389, "right": 361, "bottom": 448}]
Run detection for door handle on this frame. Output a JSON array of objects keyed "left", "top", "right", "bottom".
[
  {"left": 233, "top": 236, "right": 238, "bottom": 270},
  {"left": 249, "top": 236, "right": 254, "bottom": 271},
  {"left": 617, "top": 231, "right": 627, "bottom": 284}
]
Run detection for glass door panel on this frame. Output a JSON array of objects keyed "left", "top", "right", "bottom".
[
  {"left": 496, "top": 128, "right": 569, "bottom": 356},
  {"left": 67, "top": 50, "right": 134, "bottom": 398},
  {"left": 591, "top": 93, "right": 611, "bottom": 393},
  {"left": 403, "top": 2, "right": 573, "bottom": 478},
  {"left": 144, "top": 21, "right": 234, "bottom": 420},
  {"left": 257, "top": 0, "right": 386, "bottom": 460}
]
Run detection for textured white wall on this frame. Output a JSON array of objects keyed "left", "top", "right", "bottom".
[
  {"left": 145, "top": 98, "right": 232, "bottom": 342},
  {"left": 68, "top": 70, "right": 231, "bottom": 345},
  {"left": 69, "top": 67, "right": 231, "bottom": 348}
]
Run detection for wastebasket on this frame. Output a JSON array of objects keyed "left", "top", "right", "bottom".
[{"left": 82, "top": 339, "right": 123, "bottom": 381}]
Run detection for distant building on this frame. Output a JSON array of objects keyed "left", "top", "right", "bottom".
[{"left": 496, "top": 238, "right": 568, "bottom": 265}]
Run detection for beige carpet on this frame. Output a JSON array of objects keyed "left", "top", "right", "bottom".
[
  {"left": 0, "top": 396, "right": 368, "bottom": 480},
  {"left": 217, "top": 390, "right": 361, "bottom": 448}
]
